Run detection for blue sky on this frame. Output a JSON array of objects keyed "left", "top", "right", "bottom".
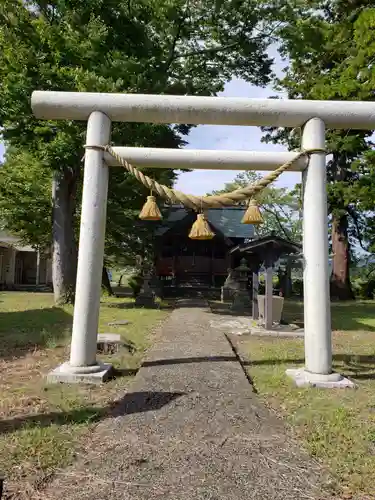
[
  {"left": 1, "top": 46, "right": 300, "bottom": 193},
  {"left": 175, "top": 45, "right": 301, "bottom": 195},
  {"left": 175, "top": 78, "right": 301, "bottom": 195}
]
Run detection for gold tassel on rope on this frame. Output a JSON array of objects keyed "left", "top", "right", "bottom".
[
  {"left": 189, "top": 213, "right": 215, "bottom": 240},
  {"left": 242, "top": 198, "right": 263, "bottom": 225},
  {"left": 139, "top": 195, "right": 162, "bottom": 220}
]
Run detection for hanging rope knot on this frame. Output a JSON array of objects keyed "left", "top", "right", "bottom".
[
  {"left": 83, "top": 144, "right": 106, "bottom": 151},
  {"left": 302, "top": 147, "right": 326, "bottom": 155}
]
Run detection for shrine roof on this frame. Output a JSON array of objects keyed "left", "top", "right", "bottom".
[
  {"left": 155, "top": 206, "right": 255, "bottom": 239},
  {"left": 230, "top": 233, "right": 301, "bottom": 256}
]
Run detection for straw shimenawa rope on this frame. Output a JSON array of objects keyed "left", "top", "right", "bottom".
[{"left": 85, "top": 145, "right": 325, "bottom": 211}]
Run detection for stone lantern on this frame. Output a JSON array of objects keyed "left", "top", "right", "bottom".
[
  {"left": 135, "top": 271, "right": 157, "bottom": 307},
  {"left": 221, "top": 267, "right": 240, "bottom": 302},
  {"left": 230, "top": 258, "right": 251, "bottom": 312}
]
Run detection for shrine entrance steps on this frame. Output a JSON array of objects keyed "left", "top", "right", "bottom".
[
  {"left": 41, "top": 299, "right": 325, "bottom": 500},
  {"left": 161, "top": 284, "right": 222, "bottom": 299}
]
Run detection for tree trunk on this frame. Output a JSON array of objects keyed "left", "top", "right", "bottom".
[
  {"left": 102, "top": 266, "right": 114, "bottom": 296},
  {"left": 330, "top": 214, "right": 354, "bottom": 300},
  {"left": 52, "top": 168, "right": 78, "bottom": 305}
]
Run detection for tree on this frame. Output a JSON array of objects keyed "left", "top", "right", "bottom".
[
  {"left": 0, "top": 148, "right": 52, "bottom": 250},
  {"left": 263, "top": 1, "right": 375, "bottom": 300},
  {"left": 210, "top": 170, "right": 302, "bottom": 242},
  {"left": 0, "top": 0, "right": 279, "bottom": 304}
]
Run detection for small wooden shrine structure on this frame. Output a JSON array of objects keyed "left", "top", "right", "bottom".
[{"left": 230, "top": 233, "right": 301, "bottom": 328}]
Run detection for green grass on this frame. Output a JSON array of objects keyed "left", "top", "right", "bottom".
[
  {"left": 240, "top": 300, "right": 375, "bottom": 499},
  {"left": 0, "top": 292, "right": 168, "bottom": 495}
]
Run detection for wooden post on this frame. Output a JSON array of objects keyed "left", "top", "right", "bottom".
[
  {"left": 285, "top": 257, "right": 292, "bottom": 298},
  {"left": 252, "top": 271, "right": 259, "bottom": 320},
  {"left": 265, "top": 255, "right": 273, "bottom": 330},
  {"left": 172, "top": 252, "right": 176, "bottom": 286},
  {"left": 36, "top": 248, "right": 41, "bottom": 286},
  {"left": 5, "top": 247, "right": 16, "bottom": 285}
]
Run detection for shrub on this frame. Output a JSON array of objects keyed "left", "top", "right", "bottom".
[
  {"left": 292, "top": 278, "right": 304, "bottom": 298},
  {"left": 352, "top": 278, "right": 375, "bottom": 299}
]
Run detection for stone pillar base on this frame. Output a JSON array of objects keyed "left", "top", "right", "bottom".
[
  {"left": 286, "top": 368, "right": 356, "bottom": 389},
  {"left": 47, "top": 361, "right": 113, "bottom": 384},
  {"left": 230, "top": 291, "right": 250, "bottom": 312}
]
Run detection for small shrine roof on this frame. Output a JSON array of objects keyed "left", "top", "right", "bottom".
[{"left": 230, "top": 232, "right": 301, "bottom": 258}]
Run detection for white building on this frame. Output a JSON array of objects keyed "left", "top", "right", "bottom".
[{"left": 0, "top": 231, "right": 52, "bottom": 288}]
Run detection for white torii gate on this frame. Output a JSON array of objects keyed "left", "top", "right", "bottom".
[{"left": 32, "top": 91, "right": 373, "bottom": 388}]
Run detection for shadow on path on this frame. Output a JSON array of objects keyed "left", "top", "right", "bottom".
[
  {"left": 0, "top": 391, "right": 185, "bottom": 436},
  {"left": 143, "top": 355, "right": 242, "bottom": 367}
]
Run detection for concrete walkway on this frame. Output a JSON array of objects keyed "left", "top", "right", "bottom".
[{"left": 42, "top": 301, "right": 325, "bottom": 499}]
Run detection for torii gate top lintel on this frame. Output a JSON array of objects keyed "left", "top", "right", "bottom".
[{"left": 31, "top": 90, "right": 375, "bottom": 130}]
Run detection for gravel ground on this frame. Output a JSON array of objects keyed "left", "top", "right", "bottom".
[{"left": 38, "top": 300, "right": 328, "bottom": 500}]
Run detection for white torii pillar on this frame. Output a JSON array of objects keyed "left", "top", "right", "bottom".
[
  {"left": 285, "top": 118, "right": 353, "bottom": 388},
  {"left": 47, "top": 111, "right": 113, "bottom": 383},
  {"left": 31, "top": 91, "right": 365, "bottom": 387}
]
